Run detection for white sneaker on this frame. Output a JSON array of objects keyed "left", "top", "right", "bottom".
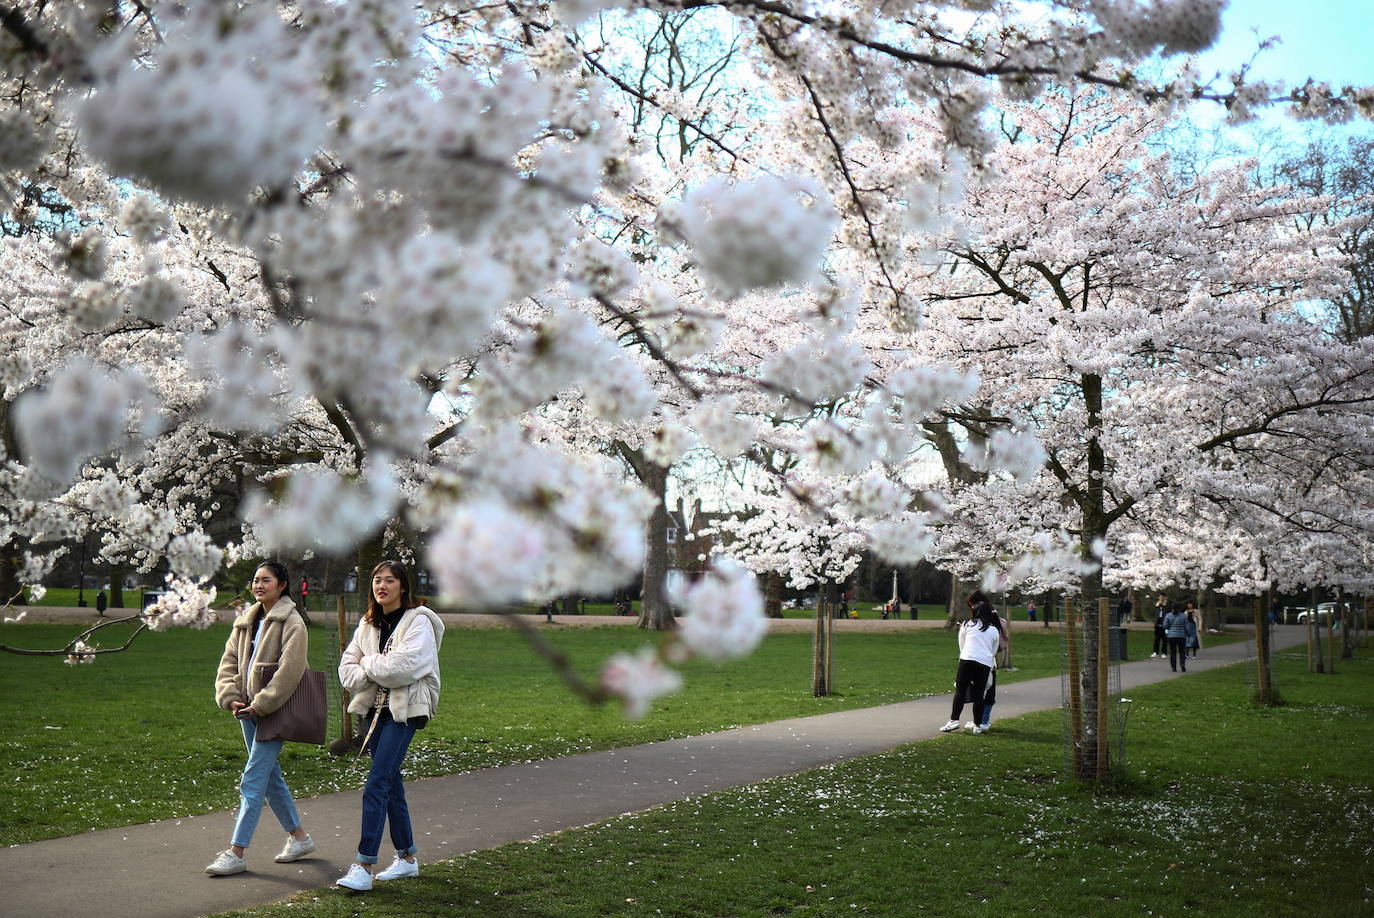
[
  {"left": 375, "top": 855, "right": 420, "bottom": 881},
  {"left": 336, "top": 863, "right": 373, "bottom": 891},
  {"left": 939, "top": 719, "right": 961, "bottom": 732},
  {"left": 965, "top": 721, "right": 978, "bottom": 731},
  {"left": 972, "top": 724, "right": 989, "bottom": 734},
  {"left": 205, "top": 850, "right": 247, "bottom": 876},
  {"left": 275, "top": 834, "right": 316, "bottom": 863}
]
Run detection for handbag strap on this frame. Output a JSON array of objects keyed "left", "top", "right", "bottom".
[{"left": 357, "top": 629, "right": 397, "bottom": 756}]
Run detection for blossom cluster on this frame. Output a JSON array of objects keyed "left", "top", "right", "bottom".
[
  {"left": 671, "top": 560, "right": 767, "bottom": 662},
  {"left": 660, "top": 176, "right": 837, "bottom": 298},
  {"left": 77, "top": 4, "right": 325, "bottom": 205},
  {"left": 142, "top": 578, "right": 218, "bottom": 632},
  {"left": 12, "top": 359, "right": 156, "bottom": 487},
  {"left": 598, "top": 647, "right": 683, "bottom": 719}
]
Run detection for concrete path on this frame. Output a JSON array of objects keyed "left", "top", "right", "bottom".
[{"left": 0, "top": 626, "right": 1303, "bottom": 918}]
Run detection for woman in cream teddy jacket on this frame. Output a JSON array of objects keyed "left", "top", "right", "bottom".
[{"left": 335, "top": 560, "right": 445, "bottom": 892}]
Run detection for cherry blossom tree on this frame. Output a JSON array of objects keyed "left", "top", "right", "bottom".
[
  {"left": 885, "top": 90, "right": 1374, "bottom": 770},
  {"left": 3, "top": 0, "right": 1372, "bottom": 722}
]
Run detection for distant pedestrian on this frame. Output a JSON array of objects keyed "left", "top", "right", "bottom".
[
  {"left": 1151, "top": 594, "right": 1168, "bottom": 658},
  {"left": 941, "top": 591, "right": 1001, "bottom": 735},
  {"left": 1184, "top": 600, "right": 1201, "bottom": 658},
  {"left": 1163, "top": 603, "right": 1190, "bottom": 672},
  {"left": 1026, "top": 599, "right": 1037, "bottom": 622},
  {"left": 1117, "top": 595, "right": 1133, "bottom": 625},
  {"left": 207, "top": 561, "right": 315, "bottom": 876}
]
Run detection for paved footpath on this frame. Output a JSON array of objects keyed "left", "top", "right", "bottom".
[{"left": 1, "top": 626, "right": 1303, "bottom": 918}]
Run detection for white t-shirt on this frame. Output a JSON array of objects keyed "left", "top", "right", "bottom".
[{"left": 958, "top": 619, "right": 1002, "bottom": 667}]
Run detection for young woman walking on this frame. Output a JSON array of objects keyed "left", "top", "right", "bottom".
[
  {"left": 336, "top": 561, "right": 446, "bottom": 892},
  {"left": 1163, "top": 602, "right": 1191, "bottom": 673},
  {"left": 940, "top": 591, "right": 1003, "bottom": 735},
  {"left": 207, "top": 562, "right": 315, "bottom": 875}
]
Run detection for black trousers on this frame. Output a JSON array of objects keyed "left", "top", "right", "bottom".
[
  {"left": 951, "top": 659, "right": 992, "bottom": 725},
  {"left": 1153, "top": 624, "right": 1167, "bottom": 655},
  {"left": 1167, "top": 637, "right": 1188, "bottom": 671}
]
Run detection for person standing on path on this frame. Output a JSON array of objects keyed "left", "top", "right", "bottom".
[
  {"left": 336, "top": 560, "right": 446, "bottom": 893},
  {"left": 941, "top": 590, "right": 1001, "bottom": 735},
  {"left": 1163, "top": 603, "right": 1190, "bottom": 672},
  {"left": 207, "top": 562, "right": 316, "bottom": 876},
  {"left": 1184, "top": 601, "right": 1202, "bottom": 658},
  {"left": 1151, "top": 594, "right": 1169, "bottom": 658},
  {"left": 1026, "top": 599, "right": 1037, "bottom": 623},
  {"left": 976, "top": 608, "right": 1011, "bottom": 731}
]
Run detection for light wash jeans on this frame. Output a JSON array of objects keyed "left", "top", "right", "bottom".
[
  {"left": 231, "top": 715, "right": 301, "bottom": 848},
  {"left": 356, "top": 714, "right": 418, "bottom": 864}
]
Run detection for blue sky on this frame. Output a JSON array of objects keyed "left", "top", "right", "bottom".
[
  {"left": 1196, "top": 0, "right": 1374, "bottom": 88},
  {"left": 1178, "top": 0, "right": 1374, "bottom": 147}
]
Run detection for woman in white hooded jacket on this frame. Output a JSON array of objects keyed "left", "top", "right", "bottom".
[{"left": 335, "top": 560, "right": 446, "bottom": 892}]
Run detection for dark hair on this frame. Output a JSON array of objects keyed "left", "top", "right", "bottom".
[
  {"left": 966, "top": 591, "right": 997, "bottom": 631},
  {"left": 253, "top": 561, "right": 291, "bottom": 598},
  {"left": 364, "top": 560, "right": 415, "bottom": 626}
]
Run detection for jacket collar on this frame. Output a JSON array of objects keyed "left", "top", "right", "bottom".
[{"left": 232, "top": 596, "right": 298, "bottom": 629}]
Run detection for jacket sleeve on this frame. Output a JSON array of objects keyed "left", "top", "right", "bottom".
[
  {"left": 213, "top": 628, "right": 245, "bottom": 710},
  {"left": 250, "top": 615, "right": 309, "bottom": 716},
  {"left": 956, "top": 622, "right": 967, "bottom": 655},
  {"left": 339, "top": 624, "right": 373, "bottom": 694},
  {"left": 361, "top": 616, "right": 436, "bottom": 688}
]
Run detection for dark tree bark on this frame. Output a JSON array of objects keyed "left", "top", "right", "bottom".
[
  {"left": 615, "top": 443, "right": 675, "bottom": 631},
  {"left": 108, "top": 563, "right": 126, "bottom": 608},
  {"left": 764, "top": 570, "right": 782, "bottom": 618}
]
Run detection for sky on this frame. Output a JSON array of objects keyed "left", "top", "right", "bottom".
[
  {"left": 1196, "top": 0, "right": 1374, "bottom": 89},
  {"left": 1187, "top": 0, "right": 1374, "bottom": 144}
]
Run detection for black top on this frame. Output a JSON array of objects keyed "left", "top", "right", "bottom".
[{"left": 377, "top": 607, "right": 405, "bottom": 652}]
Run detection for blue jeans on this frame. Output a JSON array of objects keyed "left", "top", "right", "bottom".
[
  {"left": 357, "top": 714, "right": 418, "bottom": 864},
  {"left": 232, "top": 716, "right": 301, "bottom": 848}
]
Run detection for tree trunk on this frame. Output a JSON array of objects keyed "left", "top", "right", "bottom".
[
  {"left": 812, "top": 581, "right": 836, "bottom": 695},
  {"left": 0, "top": 536, "right": 23, "bottom": 606},
  {"left": 764, "top": 570, "right": 783, "bottom": 618},
  {"left": 1339, "top": 588, "right": 1355, "bottom": 660},
  {"left": 636, "top": 461, "right": 675, "bottom": 631},
  {"left": 1253, "top": 591, "right": 1278, "bottom": 706},
  {"left": 944, "top": 570, "right": 964, "bottom": 628},
  {"left": 108, "top": 563, "right": 126, "bottom": 608},
  {"left": 1075, "top": 371, "right": 1108, "bottom": 780},
  {"left": 355, "top": 531, "right": 389, "bottom": 614}
]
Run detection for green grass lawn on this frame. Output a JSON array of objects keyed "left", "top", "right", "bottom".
[
  {"left": 0, "top": 619, "right": 1100, "bottom": 844},
  {"left": 206, "top": 648, "right": 1373, "bottom": 918}
]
